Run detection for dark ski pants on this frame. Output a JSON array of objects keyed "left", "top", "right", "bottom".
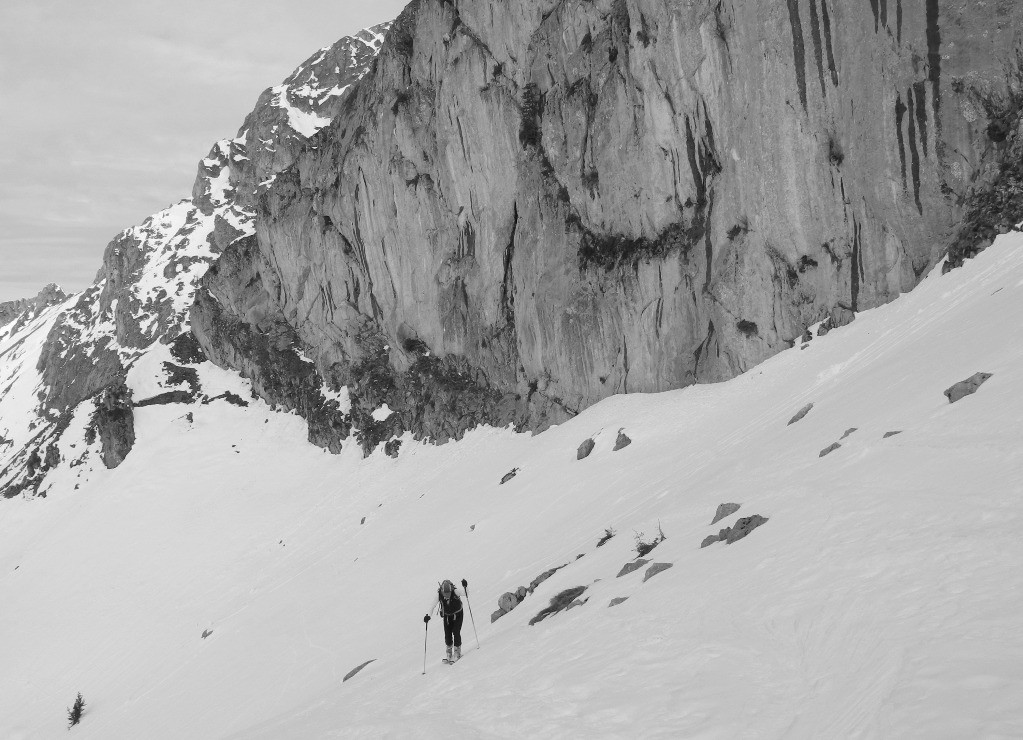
[{"left": 443, "top": 611, "right": 463, "bottom": 648}]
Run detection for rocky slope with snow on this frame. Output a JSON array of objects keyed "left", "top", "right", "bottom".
[
  {"left": 190, "top": 0, "right": 1023, "bottom": 452},
  {"left": 0, "top": 24, "right": 390, "bottom": 496},
  {"left": 2, "top": 232, "right": 1022, "bottom": 738}
]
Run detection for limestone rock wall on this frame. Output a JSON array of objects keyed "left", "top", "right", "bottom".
[{"left": 193, "top": 0, "right": 1023, "bottom": 446}]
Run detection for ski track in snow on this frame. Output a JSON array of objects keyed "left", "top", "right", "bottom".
[{"left": 1, "top": 231, "right": 1023, "bottom": 738}]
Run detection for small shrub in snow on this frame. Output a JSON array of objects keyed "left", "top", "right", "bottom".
[
  {"left": 596, "top": 527, "right": 616, "bottom": 547},
  {"left": 67, "top": 692, "right": 85, "bottom": 729},
  {"left": 634, "top": 522, "right": 666, "bottom": 557}
]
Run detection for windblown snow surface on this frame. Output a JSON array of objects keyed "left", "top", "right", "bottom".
[{"left": 2, "top": 235, "right": 1023, "bottom": 738}]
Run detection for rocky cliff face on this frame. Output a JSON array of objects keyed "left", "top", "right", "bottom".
[{"left": 190, "top": 0, "right": 1023, "bottom": 451}]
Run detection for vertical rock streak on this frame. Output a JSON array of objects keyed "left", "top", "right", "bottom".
[
  {"left": 925, "top": 0, "right": 941, "bottom": 128},
  {"left": 808, "top": 0, "right": 827, "bottom": 98},
  {"left": 786, "top": 0, "right": 809, "bottom": 111},
  {"left": 906, "top": 88, "right": 923, "bottom": 214},
  {"left": 895, "top": 93, "right": 908, "bottom": 189},
  {"left": 821, "top": 0, "right": 839, "bottom": 86},
  {"left": 896, "top": 0, "right": 903, "bottom": 45},
  {"left": 913, "top": 81, "right": 928, "bottom": 156},
  {"left": 868, "top": 0, "right": 879, "bottom": 33}
]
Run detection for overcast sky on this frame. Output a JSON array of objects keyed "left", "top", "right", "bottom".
[{"left": 0, "top": 0, "right": 407, "bottom": 302}]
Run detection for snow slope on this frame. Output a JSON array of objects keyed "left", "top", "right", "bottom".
[{"left": 1, "top": 232, "right": 1021, "bottom": 738}]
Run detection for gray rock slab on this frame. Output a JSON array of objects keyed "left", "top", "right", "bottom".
[
  {"left": 788, "top": 403, "right": 814, "bottom": 425},
  {"left": 616, "top": 559, "right": 650, "bottom": 577},
  {"left": 711, "top": 502, "right": 740, "bottom": 524},
  {"left": 944, "top": 372, "right": 993, "bottom": 403},
  {"left": 643, "top": 562, "right": 674, "bottom": 582}
]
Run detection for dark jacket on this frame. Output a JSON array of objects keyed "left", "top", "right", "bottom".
[{"left": 437, "top": 590, "right": 463, "bottom": 618}]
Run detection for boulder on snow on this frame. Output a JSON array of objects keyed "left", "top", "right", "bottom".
[
  {"left": 616, "top": 559, "right": 650, "bottom": 578},
  {"left": 725, "top": 515, "right": 769, "bottom": 544},
  {"left": 528, "top": 586, "right": 588, "bottom": 626},
  {"left": 819, "top": 442, "right": 841, "bottom": 458},
  {"left": 700, "top": 535, "right": 720, "bottom": 548},
  {"left": 840, "top": 427, "right": 858, "bottom": 440},
  {"left": 613, "top": 431, "right": 632, "bottom": 451},
  {"left": 500, "top": 468, "right": 518, "bottom": 484},
  {"left": 608, "top": 597, "right": 629, "bottom": 607},
  {"left": 498, "top": 591, "right": 519, "bottom": 613},
  {"left": 529, "top": 564, "right": 566, "bottom": 592},
  {"left": 787, "top": 403, "right": 814, "bottom": 425},
  {"left": 577, "top": 438, "right": 595, "bottom": 459},
  {"left": 943, "top": 372, "right": 993, "bottom": 404},
  {"left": 515, "top": 586, "right": 528, "bottom": 601},
  {"left": 491, "top": 608, "right": 506, "bottom": 623},
  {"left": 711, "top": 502, "right": 740, "bottom": 525},
  {"left": 643, "top": 562, "right": 673, "bottom": 582},
  {"left": 883, "top": 430, "right": 902, "bottom": 439},
  {"left": 342, "top": 659, "right": 376, "bottom": 682}
]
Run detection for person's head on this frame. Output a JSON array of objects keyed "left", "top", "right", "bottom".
[{"left": 441, "top": 580, "right": 453, "bottom": 598}]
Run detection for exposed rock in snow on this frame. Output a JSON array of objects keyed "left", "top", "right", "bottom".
[
  {"left": 944, "top": 372, "right": 994, "bottom": 404},
  {"left": 89, "top": 383, "right": 135, "bottom": 469},
  {"left": 613, "top": 432, "right": 632, "bottom": 451},
  {"left": 711, "top": 502, "right": 741, "bottom": 525},
  {"left": 788, "top": 403, "right": 814, "bottom": 425},
  {"left": 643, "top": 562, "right": 673, "bottom": 582},
  {"left": 500, "top": 468, "right": 518, "bottom": 484},
  {"left": 725, "top": 515, "right": 770, "bottom": 545},
  {"left": 576, "top": 438, "right": 595, "bottom": 460},
  {"left": 616, "top": 559, "right": 649, "bottom": 578},
  {"left": 819, "top": 442, "right": 842, "bottom": 458}
]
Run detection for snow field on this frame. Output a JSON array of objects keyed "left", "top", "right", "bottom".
[{"left": 1, "top": 236, "right": 1022, "bottom": 738}]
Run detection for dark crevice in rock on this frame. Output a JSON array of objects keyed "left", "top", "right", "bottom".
[
  {"left": 786, "top": 0, "right": 808, "bottom": 111},
  {"left": 808, "top": 0, "right": 827, "bottom": 99},
  {"left": 895, "top": 92, "right": 908, "bottom": 190},
  {"left": 906, "top": 88, "right": 923, "bottom": 214},
  {"left": 820, "top": 0, "right": 838, "bottom": 86},
  {"left": 913, "top": 82, "right": 929, "bottom": 157},
  {"left": 868, "top": 0, "right": 879, "bottom": 33},
  {"left": 896, "top": 0, "right": 903, "bottom": 44},
  {"left": 925, "top": 0, "right": 942, "bottom": 130}
]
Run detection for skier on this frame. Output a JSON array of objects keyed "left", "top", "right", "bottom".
[{"left": 432, "top": 579, "right": 464, "bottom": 663}]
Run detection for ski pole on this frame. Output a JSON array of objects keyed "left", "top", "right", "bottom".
[
  {"left": 461, "top": 578, "right": 480, "bottom": 649},
  {"left": 422, "top": 614, "right": 430, "bottom": 675}
]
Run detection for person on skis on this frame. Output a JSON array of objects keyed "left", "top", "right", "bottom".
[{"left": 432, "top": 579, "right": 464, "bottom": 662}]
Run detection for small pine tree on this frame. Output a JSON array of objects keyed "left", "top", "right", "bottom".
[{"left": 67, "top": 692, "right": 85, "bottom": 729}]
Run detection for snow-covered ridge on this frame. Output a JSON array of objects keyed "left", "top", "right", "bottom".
[
  {"left": 0, "top": 21, "right": 393, "bottom": 498},
  {"left": 269, "top": 21, "right": 391, "bottom": 138}
]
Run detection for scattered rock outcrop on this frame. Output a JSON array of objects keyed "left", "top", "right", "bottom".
[
  {"left": 819, "top": 442, "right": 841, "bottom": 458},
  {"left": 500, "top": 468, "right": 518, "bottom": 484},
  {"left": 616, "top": 559, "right": 649, "bottom": 578},
  {"left": 613, "top": 431, "right": 632, "bottom": 451},
  {"left": 702, "top": 514, "right": 769, "bottom": 547},
  {"left": 840, "top": 427, "right": 858, "bottom": 440},
  {"left": 529, "top": 586, "right": 587, "bottom": 626},
  {"left": 608, "top": 597, "right": 629, "bottom": 608},
  {"left": 491, "top": 563, "right": 568, "bottom": 622},
  {"left": 342, "top": 659, "right": 376, "bottom": 682},
  {"left": 88, "top": 383, "right": 136, "bottom": 469},
  {"left": 577, "top": 438, "right": 595, "bottom": 460},
  {"left": 711, "top": 503, "right": 740, "bottom": 525},
  {"left": 788, "top": 403, "right": 814, "bottom": 425},
  {"left": 944, "top": 372, "right": 993, "bottom": 403},
  {"left": 643, "top": 562, "right": 673, "bottom": 582},
  {"left": 883, "top": 430, "right": 903, "bottom": 439}
]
